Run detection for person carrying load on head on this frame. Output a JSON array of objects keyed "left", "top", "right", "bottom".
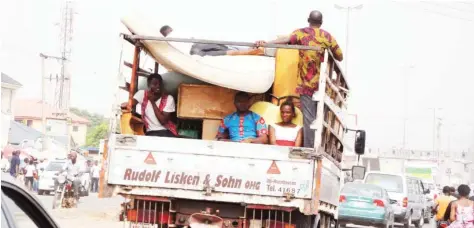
[
  {"left": 255, "top": 10, "right": 343, "bottom": 148},
  {"left": 215, "top": 92, "right": 268, "bottom": 144},
  {"left": 121, "top": 73, "right": 178, "bottom": 137}
]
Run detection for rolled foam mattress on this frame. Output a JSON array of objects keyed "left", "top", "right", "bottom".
[{"left": 121, "top": 12, "right": 276, "bottom": 93}]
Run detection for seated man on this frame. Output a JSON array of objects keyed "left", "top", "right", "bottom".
[
  {"left": 121, "top": 73, "right": 178, "bottom": 137},
  {"left": 216, "top": 92, "right": 268, "bottom": 144}
]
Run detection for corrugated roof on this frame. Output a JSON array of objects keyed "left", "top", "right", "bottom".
[
  {"left": 1, "top": 72, "right": 22, "bottom": 87},
  {"left": 8, "top": 120, "right": 71, "bottom": 146},
  {"left": 14, "top": 100, "right": 90, "bottom": 124},
  {"left": 8, "top": 120, "right": 42, "bottom": 144}
]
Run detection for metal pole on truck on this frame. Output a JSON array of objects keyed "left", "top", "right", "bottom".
[
  {"left": 122, "top": 34, "right": 347, "bottom": 80},
  {"left": 122, "top": 34, "right": 323, "bottom": 51}
]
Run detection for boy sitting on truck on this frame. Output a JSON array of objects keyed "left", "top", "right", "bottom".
[
  {"left": 121, "top": 73, "right": 179, "bottom": 137},
  {"left": 215, "top": 92, "right": 268, "bottom": 144}
]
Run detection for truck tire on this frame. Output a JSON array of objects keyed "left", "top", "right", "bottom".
[
  {"left": 296, "top": 213, "right": 331, "bottom": 228},
  {"left": 294, "top": 213, "right": 315, "bottom": 228},
  {"left": 320, "top": 213, "right": 332, "bottom": 228}
]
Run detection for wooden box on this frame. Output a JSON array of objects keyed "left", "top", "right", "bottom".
[
  {"left": 202, "top": 119, "right": 221, "bottom": 140},
  {"left": 177, "top": 84, "right": 264, "bottom": 120}
]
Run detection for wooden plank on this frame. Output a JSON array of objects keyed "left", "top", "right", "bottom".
[{"left": 177, "top": 84, "right": 264, "bottom": 120}]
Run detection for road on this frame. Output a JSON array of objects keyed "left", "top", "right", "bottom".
[
  {"left": 9, "top": 192, "right": 125, "bottom": 228},
  {"left": 7, "top": 187, "right": 437, "bottom": 228}
]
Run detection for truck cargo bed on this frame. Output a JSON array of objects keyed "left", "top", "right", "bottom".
[{"left": 106, "top": 134, "right": 341, "bottom": 214}]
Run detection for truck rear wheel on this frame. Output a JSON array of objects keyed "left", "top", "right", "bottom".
[
  {"left": 294, "top": 212, "right": 333, "bottom": 228},
  {"left": 294, "top": 214, "right": 314, "bottom": 228}
]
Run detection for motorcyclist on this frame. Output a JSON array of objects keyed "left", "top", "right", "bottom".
[
  {"left": 433, "top": 186, "right": 455, "bottom": 227},
  {"left": 55, "top": 151, "right": 83, "bottom": 200}
]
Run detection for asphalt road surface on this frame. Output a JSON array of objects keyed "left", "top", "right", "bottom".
[
  {"left": 7, "top": 188, "right": 436, "bottom": 228},
  {"left": 7, "top": 191, "right": 125, "bottom": 228}
]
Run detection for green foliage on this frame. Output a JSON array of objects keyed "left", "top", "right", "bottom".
[
  {"left": 70, "top": 107, "right": 109, "bottom": 147},
  {"left": 85, "top": 122, "right": 108, "bottom": 147}
]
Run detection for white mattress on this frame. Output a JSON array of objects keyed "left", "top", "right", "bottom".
[{"left": 121, "top": 12, "right": 275, "bottom": 93}]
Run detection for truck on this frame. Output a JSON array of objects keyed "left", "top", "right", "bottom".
[{"left": 101, "top": 34, "right": 366, "bottom": 228}]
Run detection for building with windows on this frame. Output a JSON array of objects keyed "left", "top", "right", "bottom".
[
  {"left": 1, "top": 73, "right": 22, "bottom": 148},
  {"left": 14, "top": 100, "right": 90, "bottom": 146}
]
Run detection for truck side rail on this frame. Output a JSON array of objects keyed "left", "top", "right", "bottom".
[
  {"left": 119, "top": 35, "right": 350, "bottom": 162},
  {"left": 313, "top": 50, "right": 349, "bottom": 163}
]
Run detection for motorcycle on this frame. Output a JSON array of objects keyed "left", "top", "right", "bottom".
[
  {"left": 52, "top": 173, "right": 79, "bottom": 209},
  {"left": 437, "top": 220, "right": 450, "bottom": 228}
]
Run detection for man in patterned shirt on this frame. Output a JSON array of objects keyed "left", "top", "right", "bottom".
[
  {"left": 216, "top": 92, "right": 268, "bottom": 144},
  {"left": 256, "top": 10, "right": 343, "bottom": 148}
]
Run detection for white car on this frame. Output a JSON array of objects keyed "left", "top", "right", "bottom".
[
  {"left": 38, "top": 160, "right": 65, "bottom": 195},
  {"left": 423, "top": 182, "right": 439, "bottom": 207},
  {"left": 38, "top": 159, "right": 91, "bottom": 196}
]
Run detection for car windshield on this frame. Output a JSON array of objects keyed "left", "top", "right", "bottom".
[
  {"left": 365, "top": 173, "right": 404, "bottom": 193},
  {"left": 342, "top": 183, "right": 383, "bottom": 198},
  {"left": 45, "top": 162, "right": 64, "bottom": 171}
]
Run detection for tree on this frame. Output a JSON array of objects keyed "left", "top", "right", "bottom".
[
  {"left": 85, "top": 122, "right": 108, "bottom": 147},
  {"left": 70, "top": 107, "right": 109, "bottom": 147}
]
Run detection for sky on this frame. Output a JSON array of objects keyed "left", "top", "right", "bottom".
[{"left": 1, "top": 0, "right": 474, "bottom": 153}]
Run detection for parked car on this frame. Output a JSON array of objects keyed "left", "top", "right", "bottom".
[
  {"left": 364, "top": 171, "right": 430, "bottom": 228},
  {"left": 338, "top": 182, "right": 395, "bottom": 228}
]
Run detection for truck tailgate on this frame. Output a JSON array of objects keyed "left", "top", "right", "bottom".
[{"left": 107, "top": 135, "right": 315, "bottom": 199}]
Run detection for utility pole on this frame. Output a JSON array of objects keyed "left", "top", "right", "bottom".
[
  {"left": 401, "top": 64, "right": 415, "bottom": 152},
  {"left": 57, "top": 0, "right": 75, "bottom": 154},
  {"left": 39, "top": 53, "right": 66, "bottom": 152},
  {"left": 429, "top": 108, "right": 443, "bottom": 167},
  {"left": 334, "top": 3, "right": 363, "bottom": 77}
]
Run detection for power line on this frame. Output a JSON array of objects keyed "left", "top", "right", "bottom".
[
  {"left": 420, "top": 1, "right": 474, "bottom": 14},
  {"left": 390, "top": 0, "right": 474, "bottom": 23}
]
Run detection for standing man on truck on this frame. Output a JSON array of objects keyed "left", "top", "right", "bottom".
[{"left": 255, "top": 10, "right": 343, "bottom": 148}]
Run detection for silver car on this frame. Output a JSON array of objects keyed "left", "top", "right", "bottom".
[{"left": 364, "top": 172, "right": 430, "bottom": 228}]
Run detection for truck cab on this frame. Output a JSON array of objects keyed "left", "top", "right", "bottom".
[{"left": 101, "top": 34, "right": 365, "bottom": 228}]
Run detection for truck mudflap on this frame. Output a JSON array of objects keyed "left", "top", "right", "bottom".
[{"left": 106, "top": 134, "right": 340, "bottom": 215}]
